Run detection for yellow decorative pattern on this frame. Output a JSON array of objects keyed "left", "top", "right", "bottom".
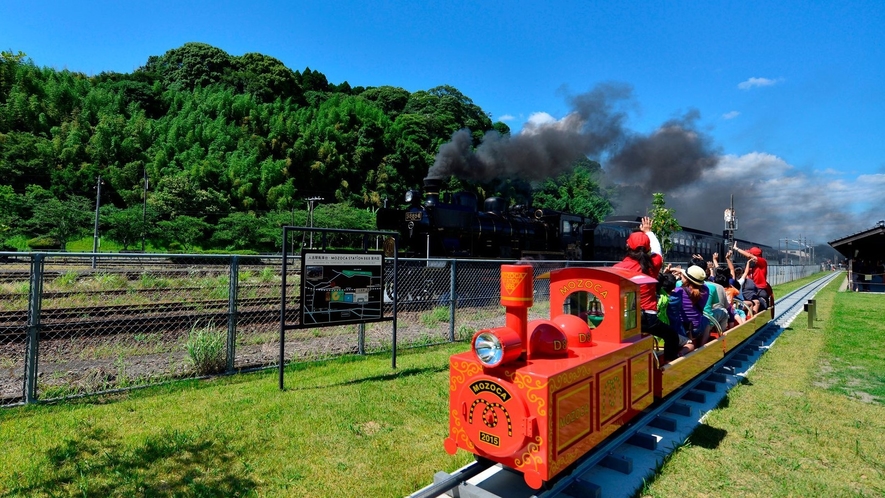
[
  {"left": 450, "top": 360, "right": 482, "bottom": 392},
  {"left": 506, "top": 370, "right": 548, "bottom": 416},
  {"left": 502, "top": 271, "right": 527, "bottom": 295},
  {"left": 449, "top": 408, "right": 475, "bottom": 450},
  {"left": 513, "top": 435, "right": 544, "bottom": 471},
  {"left": 549, "top": 364, "right": 595, "bottom": 391}
]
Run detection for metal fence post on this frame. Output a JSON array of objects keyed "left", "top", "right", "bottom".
[
  {"left": 24, "top": 253, "right": 44, "bottom": 404},
  {"left": 449, "top": 260, "right": 457, "bottom": 342},
  {"left": 358, "top": 323, "right": 365, "bottom": 355},
  {"left": 805, "top": 300, "right": 815, "bottom": 329},
  {"left": 227, "top": 255, "right": 239, "bottom": 373}
]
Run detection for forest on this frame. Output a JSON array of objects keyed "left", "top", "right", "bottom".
[{"left": 0, "top": 43, "right": 614, "bottom": 253}]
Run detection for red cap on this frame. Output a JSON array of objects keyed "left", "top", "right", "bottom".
[
  {"left": 749, "top": 247, "right": 762, "bottom": 257},
  {"left": 626, "top": 232, "right": 651, "bottom": 251}
]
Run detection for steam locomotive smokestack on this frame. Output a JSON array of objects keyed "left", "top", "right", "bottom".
[{"left": 423, "top": 177, "right": 442, "bottom": 207}]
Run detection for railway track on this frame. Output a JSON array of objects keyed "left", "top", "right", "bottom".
[
  {"left": 0, "top": 283, "right": 287, "bottom": 301},
  {"left": 413, "top": 272, "right": 842, "bottom": 498},
  {"left": 0, "top": 297, "right": 294, "bottom": 340}
]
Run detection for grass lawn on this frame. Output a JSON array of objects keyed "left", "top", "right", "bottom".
[
  {"left": 640, "top": 275, "right": 885, "bottom": 497},
  {"left": 0, "top": 344, "right": 474, "bottom": 497}
]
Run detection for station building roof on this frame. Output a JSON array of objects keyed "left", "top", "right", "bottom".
[{"left": 829, "top": 220, "right": 885, "bottom": 260}]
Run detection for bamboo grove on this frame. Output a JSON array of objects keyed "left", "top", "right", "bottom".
[{"left": 0, "top": 43, "right": 613, "bottom": 253}]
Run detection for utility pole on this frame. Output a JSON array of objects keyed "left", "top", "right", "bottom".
[
  {"left": 291, "top": 205, "right": 296, "bottom": 254},
  {"left": 307, "top": 196, "right": 324, "bottom": 248},
  {"left": 799, "top": 234, "right": 803, "bottom": 264},
  {"left": 92, "top": 175, "right": 103, "bottom": 268},
  {"left": 141, "top": 169, "right": 148, "bottom": 252}
]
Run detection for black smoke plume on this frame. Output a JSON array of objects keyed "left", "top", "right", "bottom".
[
  {"left": 428, "top": 82, "right": 631, "bottom": 181},
  {"left": 427, "top": 82, "right": 880, "bottom": 246},
  {"left": 603, "top": 110, "right": 722, "bottom": 220}
]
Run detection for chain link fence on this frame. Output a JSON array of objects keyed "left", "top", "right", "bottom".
[{"left": 0, "top": 252, "right": 820, "bottom": 407}]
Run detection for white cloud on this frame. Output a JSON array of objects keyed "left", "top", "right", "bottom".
[
  {"left": 679, "top": 152, "right": 885, "bottom": 243},
  {"left": 519, "top": 111, "right": 586, "bottom": 136},
  {"left": 709, "top": 152, "right": 793, "bottom": 180},
  {"left": 722, "top": 111, "right": 740, "bottom": 120},
  {"left": 737, "top": 77, "right": 779, "bottom": 90},
  {"left": 497, "top": 114, "right": 515, "bottom": 122},
  {"left": 820, "top": 168, "right": 844, "bottom": 175},
  {"left": 525, "top": 112, "right": 556, "bottom": 127}
]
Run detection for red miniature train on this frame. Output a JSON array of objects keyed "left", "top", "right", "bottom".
[{"left": 443, "top": 264, "right": 771, "bottom": 489}]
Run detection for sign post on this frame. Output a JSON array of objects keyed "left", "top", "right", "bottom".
[{"left": 279, "top": 226, "right": 398, "bottom": 390}]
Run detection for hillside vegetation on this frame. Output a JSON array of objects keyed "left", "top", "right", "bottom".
[{"left": 0, "top": 44, "right": 612, "bottom": 253}]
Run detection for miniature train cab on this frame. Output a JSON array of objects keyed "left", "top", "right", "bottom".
[{"left": 444, "top": 264, "right": 660, "bottom": 489}]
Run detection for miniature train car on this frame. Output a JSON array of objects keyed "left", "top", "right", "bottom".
[{"left": 444, "top": 264, "right": 771, "bottom": 489}]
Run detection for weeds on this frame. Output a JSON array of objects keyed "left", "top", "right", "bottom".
[
  {"left": 92, "top": 272, "right": 127, "bottom": 288},
  {"left": 185, "top": 321, "right": 227, "bottom": 375},
  {"left": 139, "top": 272, "right": 170, "bottom": 288},
  {"left": 55, "top": 271, "right": 79, "bottom": 287},
  {"left": 420, "top": 306, "right": 450, "bottom": 326},
  {"left": 456, "top": 325, "right": 475, "bottom": 341},
  {"left": 259, "top": 267, "right": 277, "bottom": 282}
]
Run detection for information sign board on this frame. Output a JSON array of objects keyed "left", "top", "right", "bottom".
[{"left": 300, "top": 251, "right": 385, "bottom": 326}]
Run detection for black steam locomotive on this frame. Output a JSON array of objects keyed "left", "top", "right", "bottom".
[
  {"left": 376, "top": 178, "right": 776, "bottom": 264},
  {"left": 376, "top": 178, "right": 592, "bottom": 261}
]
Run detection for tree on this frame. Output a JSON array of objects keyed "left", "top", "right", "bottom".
[
  {"left": 311, "top": 203, "right": 377, "bottom": 249},
  {"left": 101, "top": 205, "right": 157, "bottom": 250},
  {"left": 649, "top": 192, "right": 682, "bottom": 255},
  {"left": 231, "top": 52, "right": 302, "bottom": 104},
  {"left": 27, "top": 193, "right": 93, "bottom": 250},
  {"left": 492, "top": 121, "right": 511, "bottom": 136},
  {"left": 140, "top": 43, "right": 234, "bottom": 91},
  {"left": 297, "top": 67, "right": 330, "bottom": 93},
  {"left": 0, "top": 185, "right": 24, "bottom": 235},
  {"left": 360, "top": 86, "right": 410, "bottom": 118},
  {"left": 531, "top": 159, "right": 614, "bottom": 222},
  {"left": 157, "top": 215, "right": 210, "bottom": 252},
  {"left": 150, "top": 174, "right": 229, "bottom": 218},
  {"left": 0, "top": 50, "right": 29, "bottom": 99},
  {"left": 0, "top": 132, "right": 55, "bottom": 192},
  {"left": 211, "top": 212, "right": 277, "bottom": 251}
]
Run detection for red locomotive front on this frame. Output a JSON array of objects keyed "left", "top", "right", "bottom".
[{"left": 444, "top": 264, "right": 657, "bottom": 489}]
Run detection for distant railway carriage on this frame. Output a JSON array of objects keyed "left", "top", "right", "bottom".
[{"left": 377, "top": 178, "right": 776, "bottom": 264}]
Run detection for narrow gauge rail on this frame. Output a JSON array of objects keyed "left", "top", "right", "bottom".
[
  {"left": 0, "top": 268, "right": 235, "bottom": 281},
  {"left": 0, "top": 297, "right": 295, "bottom": 339},
  {"left": 0, "top": 255, "right": 292, "bottom": 283},
  {"left": 413, "top": 272, "right": 841, "bottom": 498},
  {"left": 0, "top": 283, "right": 280, "bottom": 301},
  {"left": 0, "top": 295, "right": 432, "bottom": 340}
]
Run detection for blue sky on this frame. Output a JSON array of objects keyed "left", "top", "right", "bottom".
[{"left": 2, "top": 0, "right": 883, "bottom": 248}]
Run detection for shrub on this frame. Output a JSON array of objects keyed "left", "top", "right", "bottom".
[
  {"left": 185, "top": 321, "right": 227, "bottom": 375},
  {"left": 27, "top": 236, "right": 62, "bottom": 250},
  {"left": 1, "top": 235, "right": 30, "bottom": 251}
]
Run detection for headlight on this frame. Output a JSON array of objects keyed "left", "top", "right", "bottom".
[
  {"left": 474, "top": 332, "right": 503, "bottom": 365},
  {"left": 405, "top": 190, "right": 414, "bottom": 203},
  {"left": 472, "top": 327, "right": 522, "bottom": 367}
]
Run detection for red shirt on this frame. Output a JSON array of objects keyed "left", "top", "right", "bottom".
[
  {"left": 750, "top": 256, "right": 769, "bottom": 291},
  {"left": 613, "top": 253, "right": 663, "bottom": 311}
]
